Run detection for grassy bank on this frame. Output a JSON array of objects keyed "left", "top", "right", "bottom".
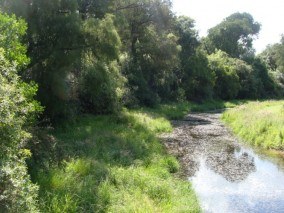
[
  {"left": 143, "top": 100, "right": 246, "bottom": 120},
  {"left": 31, "top": 108, "right": 200, "bottom": 212},
  {"left": 222, "top": 100, "right": 284, "bottom": 150}
]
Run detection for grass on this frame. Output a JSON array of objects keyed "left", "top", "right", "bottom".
[
  {"left": 222, "top": 100, "right": 284, "bottom": 150},
  {"left": 31, "top": 108, "right": 200, "bottom": 212},
  {"left": 143, "top": 99, "right": 246, "bottom": 120}
]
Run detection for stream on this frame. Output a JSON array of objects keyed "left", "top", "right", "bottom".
[{"left": 161, "top": 111, "right": 284, "bottom": 213}]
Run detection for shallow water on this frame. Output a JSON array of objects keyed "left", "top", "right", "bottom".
[
  {"left": 191, "top": 144, "right": 284, "bottom": 213},
  {"left": 161, "top": 112, "right": 284, "bottom": 213}
]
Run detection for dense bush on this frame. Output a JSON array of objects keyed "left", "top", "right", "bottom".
[
  {"left": 0, "top": 13, "right": 42, "bottom": 212},
  {"left": 0, "top": 48, "right": 41, "bottom": 212}
]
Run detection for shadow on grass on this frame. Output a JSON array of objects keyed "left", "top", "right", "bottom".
[
  {"left": 50, "top": 111, "right": 167, "bottom": 166},
  {"left": 29, "top": 109, "right": 200, "bottom": 212}
]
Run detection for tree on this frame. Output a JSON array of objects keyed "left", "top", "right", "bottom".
[
  {"left": 78, "top": 14, "right": 125, "bottom": 114},
  {"left": 205, "top": 12, "right": 260, "bottom": 58},
  {"left": 175, "top": 16, "right": 214, "bottom": 101},
  {"left": 175, "top": 16, "right": 199, "bottom": 61},
  {"left": 114, "top": 0, "right": 180, "bottom": 106}
]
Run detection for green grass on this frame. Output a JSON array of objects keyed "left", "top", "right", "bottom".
[
  {"left": 143, "top": 100, "right": 246, "bottom": 120},
  {"left": 32, "top": 108, "right": 200, "bottom": 212},
  {"left": 222, "top": 100, "right": 284, "bottom": 150}
]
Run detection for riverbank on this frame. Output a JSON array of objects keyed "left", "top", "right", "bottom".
[
  {"left": 222, "top": 100, "right": 284, "bottom": 150},
  {"left": 30, "top": 108, "right": 200, "bottom": 212}
]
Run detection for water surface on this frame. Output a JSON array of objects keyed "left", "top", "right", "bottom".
[{"left": 162, "top": 112, "right": 284, "bottom": 213}]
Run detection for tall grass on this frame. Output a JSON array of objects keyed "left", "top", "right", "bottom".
[
  {"left": 222, "top": 100, "right": 284, "bottom": 150},
  {"left": 31, "top": 108, "right": 200, "bottom": 212}
]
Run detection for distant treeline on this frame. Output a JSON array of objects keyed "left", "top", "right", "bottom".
[{"left": 1, "top": 0, "right": 283, "bottom": 122}]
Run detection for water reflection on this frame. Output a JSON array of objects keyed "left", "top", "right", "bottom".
[
  {"left": 205, "top": 144, "right": 256, "bottom": 182},
  {"left": 162, "top": 112, "right": 284, "bottom": 213}
]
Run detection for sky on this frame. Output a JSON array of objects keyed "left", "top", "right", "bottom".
[{"left": 172, "top": 0, "right": 284, "bottom": 53}]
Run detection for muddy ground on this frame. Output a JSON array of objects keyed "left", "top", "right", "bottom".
[{"left": 160, "top": 111, "right": 256, "bottom": 182}]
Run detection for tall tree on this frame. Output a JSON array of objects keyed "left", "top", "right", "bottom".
[
  {"left": 114, "top": 0, "right": 181, "bottom": 105},
  {"left": 175, "top": 16, "right": 214, "bottom": 101},
  {"left": 205, "top": 12, "right": 260, "bottom": 58}
]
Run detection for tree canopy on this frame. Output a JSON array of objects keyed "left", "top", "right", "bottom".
[{"left": 205, "top": 12, "right": 261, "bottom": 58}]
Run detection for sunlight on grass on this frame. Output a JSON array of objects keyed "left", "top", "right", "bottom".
[
  {"left": 141, "top": 100, "right": 245, "bottom": 120},
  {"left": 222, "top": 100, "right": 284, "bottom": 150},
  {"left": 33, "top": 109, "right": 200, "bottom": 212}
]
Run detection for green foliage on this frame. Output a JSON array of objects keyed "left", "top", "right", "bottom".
[
  {"left": 135, "top": 27, "right": 181, "bottom": 102},
  {"left": 0, "top": 47, "right": 40, "bottom": 211},
  {"left": 276, "top": 36, "right": 284, "bottom": 74},
  {"left": 250, "top": 57, "right": 277, "bottom": 97},
  {"left": 208, "top": 51, "right": 240, "bottom": 99},
  {"left": 223, "top": 101, "right": 284, "bottom": 150},
  {"left": 230, "top": 57, "right": 257, "bottom": 98},
  {"left": 0, "top": 12, "right": 29, "bottom": 68},
  {"left": 206, "top": 12, "right": 260, "bottom": 58},
  {"left": 2, "top": 0, "right": 279, "bottom": 123},
  {"left": 175, "top": 16, "right": 199, "bottom": 62},
  {"left": 260, "top": 38, "right": 284, "bottom": 96},
  {"left": 181, "top": 49, "right": 215, "bottom": 100},
  {"left": 207, "top": 50, "right": 277, "bottom": 100},
  {"left": 79, "top": 14, "right": 125, "bottom": 114},
  {"left": 83, "top": 14, "right": 122, "bottom": 61},
  {"left": 32, "top": 109, "right": 200, "bottom": 212},
  {"left": 2, "top": 0, "right": 125, "bottom": 120},
  {"left": 174, "top": 16, "right": 215, "bottom": 101},
  {"left": 116, "top": 0, "right": 181, "bottom": 106},
  {"left": 79, "top": 57, "right": 125, "bottom": 114},
  {"left": 260, "top": 43, "right": 280, "bottom": 72}
]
